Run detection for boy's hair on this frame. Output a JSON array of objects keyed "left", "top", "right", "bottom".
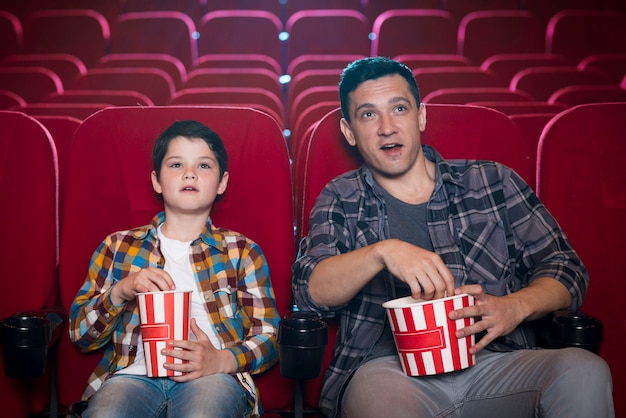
[
  {"left": 153, "top": 120, "right": 228, "bottom": 181},
  {"left": 339, "top": 56, "right": 421, "bottom": 122}
]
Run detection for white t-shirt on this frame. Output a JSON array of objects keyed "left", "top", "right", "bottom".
[{"left": 117, "top": 225, "right": 221, "bottom": 375}]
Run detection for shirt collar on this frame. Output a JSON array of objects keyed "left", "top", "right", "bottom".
[{"left": 131, "top": 211, "right": 222, "bottom": 249}]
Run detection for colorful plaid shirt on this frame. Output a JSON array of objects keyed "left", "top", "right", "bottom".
[
  {"left": 292, "top": 145, "right": 588, "bottom": 418},
  {"left": 70, "top": 212, "right": 280, "bottom": 416}
]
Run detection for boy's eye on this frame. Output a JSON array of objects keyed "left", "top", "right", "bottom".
[
  {"left": 171, "top": 162, "right": 181, "bottom": 168},
  {"left": 200, "top": 163, "right": 210, "bottom": 169}
]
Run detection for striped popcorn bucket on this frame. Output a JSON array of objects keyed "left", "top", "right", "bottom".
[
  {"left": 136, "top": 290, "right": 192, "bottom": 377},
  {"left": 382, "top": 294, "right": 476, "bottom": 376}
]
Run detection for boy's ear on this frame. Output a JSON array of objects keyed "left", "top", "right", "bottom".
[
  {"left": 217, "top": 171, "right": 229, "bottom": 195},
  {"left": 151, "top": 171, "right": 162, "bottom": 194}
]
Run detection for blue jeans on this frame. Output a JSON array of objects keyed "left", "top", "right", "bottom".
[{"left": 82, "top": 373, "right": 250, "bottom": 418}]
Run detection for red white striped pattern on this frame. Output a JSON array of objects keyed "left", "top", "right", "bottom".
[
  {"left": 137, "top": 290, "right": 192, "bottom": 377},
  {"left": 383, "top": 294, "right": 475, "bottom": 376}
]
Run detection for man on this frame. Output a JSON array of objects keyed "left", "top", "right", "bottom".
[{"left": 292, "top": 57, "right": 613, "bottom": 417}]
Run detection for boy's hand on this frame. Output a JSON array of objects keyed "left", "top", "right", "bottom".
[
  {"left": 110, "top": 267, "right": 176, "bottom": 304},
  {"left": 163, "top": 318, "right": 238, "bottom": 381}
]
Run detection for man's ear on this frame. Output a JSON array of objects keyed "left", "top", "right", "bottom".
[
  {"left": 340, "top": 118, "right": 356, "bottom": 146},
  {"left": 418, "top": 103, "right": 427, "bottom": 132},
  {"left": 151, "top": 171, "right": 162, "bottom": 194}
]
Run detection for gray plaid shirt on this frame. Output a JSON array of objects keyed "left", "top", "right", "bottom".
[{"left": 292, "top": 145, "right": 588, "bottom": 418}]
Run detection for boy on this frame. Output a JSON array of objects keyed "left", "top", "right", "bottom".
[{"left": 70, "top": 120, "right": 279, "bottom": 417}]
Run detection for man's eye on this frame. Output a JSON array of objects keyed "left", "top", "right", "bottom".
[
  {"left": 396, "top": 105, "right": 406, "bottom": 112},
  {"left": 362, "top": 111, "right": 373, "bottom": 118}
]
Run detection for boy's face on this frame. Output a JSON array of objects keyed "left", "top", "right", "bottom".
[{"left": 151, "top": 136, "right": 228, "bottom": 216}]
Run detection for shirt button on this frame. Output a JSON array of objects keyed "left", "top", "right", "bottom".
[
  {"left": 129, "top": 345, "right": 135, "bottom": 351},
  {"left": 104, "top": 313, "right": 110, "bottom": 318},
  {"left": 204, "top": 293, "right": 211, "bottom": 301},
  {"left": 196, "top": 266, "right": 201, "bottom": 271}
]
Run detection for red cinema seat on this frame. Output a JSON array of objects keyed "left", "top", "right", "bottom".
[
  {"left": 96, "top": 53, "right": 188, "bottom": 90},
  {"left": 371, "top": 9, "right": 458, "bottom": 58},
  {"left": 124, "top": 0, "right": 207, "bottom": 24},
  {"left": 287, "top": 69, "right": 341, "bottom": 118},
  {"left": 290, "top": 100, "right": 339, "bottom": 157},
  {"left": 285, "top": 10, "right": 370, "bottom": 64},
  {"left": 286, "top": 54, "right": 364, "bottom": 81},
  {"left": 577, "top": 53, "right": 626, "bottom": 84},
  {"left": 0, "top": 110, "right": 59, "bottom": 418},
  {"left": 111, "top": 12, "right": 198, "bottom": 71},
  {"left": 395, "top": 53, "right": 472, "bottom": 70},
  {"left": 458, "top": 11, "right": 546, "bottom": 65},
  {"left": 10, "top": 103, "right": 109, "bottom": 120},
  {"left": 205, "top": 0, "right": 282, "bottom": 17},
  {"left": 536, "top": 103, "right": 626, "bottom": 418},
  {"left": 290, "top": 85, "right": 338, "bottom": 132},
  {"left": 546, "top": 10, "right": 626, "bottom": 64},
  {"left": 509, "top": 112, "right": 558, "bottom": 190},
  {"left": 444, "top": 0, "right": 520, "bottom": 23},
  {"left": 45, "top": 90, "right": 154, "bottom": 106},
  {"left": 423, "top": 87, "right": 533, "bottom": 104},
  {"left": 285, "top": 0, "right": 362, "bottom": 18},
  {"left": 481, "top": 53, "right": 570, "bottom": 84},
  {"left": 412, "top": 66, "right": 504, "bottom": 98},
  {"left": 70, "top": 68, "right": 176, "bottom": 105},
  {"left": 468, "top": 101, "right": 568, "bottom": 115},
  {"left": 510, "top": 66, "right": 612, "bottom": 101},
  {"left": 0, "top": 90, "right": 26, "bottom": 110},
  {"left": 197, "top": 11, "right": 283, "bottom": 69},
  {"left": 22, "top": 10, "right": 110, "bottom": 68},
  {"left": 548, "top": 85, "right": 626, "bottom": 106},
  {"left": 0, "top": 67, "right": 64, "bottom": 102},
  {"left": 56, "top": 106, "right": 295, "bottom": 416},
  {"left": 0, "top": 11, "right": 22, "bottom": 60},
  {"left": 364, "top": 0, "right": 441, "bottom": 24},
  {"left": 194, "top": 54, "right": 282, "bottom": 76},
  {"left": 525, "top": 0, "right": 605, "bottom": 24},
  {"left": 2, "top": 53, "right": 87, "bottom": 87}
]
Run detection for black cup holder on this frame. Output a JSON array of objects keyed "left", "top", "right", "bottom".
[
  {"left": 277, "top": 313, "right": 328, "bottom": 380},
  {"left": 536, "top": 309, "right": 603, "bottom": 354},
  {"left": 1, "top": 314, "right": 50, "bottom": 378}
]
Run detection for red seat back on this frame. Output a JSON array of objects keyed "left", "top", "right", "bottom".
[
  {"left": 56, "top": 106, "right": 294, "bottom": 413},
  {"left": 536, "top": 103, "right": 626, "bottom": 418},
  {"left": 510, "top": 66, "right": 611, "bottom": 101},
  {"left": 0, "top": 110, "right": 58, "bottom": 417}
]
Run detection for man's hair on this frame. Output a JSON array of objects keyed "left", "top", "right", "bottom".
[
  {"left": 153, "top": 120, "right": 228, "bottom": 181},
  {"left": 339, "top": 56, "right": 421, "bottom": 122}
]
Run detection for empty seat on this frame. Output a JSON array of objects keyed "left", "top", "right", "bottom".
[
  {"left": 56, "top": 106, "right": 295, "bottom": 415},
  {"left": 0, "top": 11, "right": 22, "bottom": 60},
  {"left": 70, "top": 67, "right": 176, "bottom": 105},
  {"left": 182, "top": 68, "right": 283, "bottom": 103},
  {"left": 0, "top": 90, "right": 26, "bottom": 110},
  {"left": 124, "top": 0, "right": 207, "bottom": 24},
  {"left": 445, "top": 0, "right": 520, "bottom": 23},
  {"left": 0, "top": 67, "right": 64, "bottom": 102},
  {"left": 395, "top": 53, "right": 472, "bottom": 70},
  {"left": 291, "top": 100, "right": 339, "bottom": 156},
  {"left": 548, "top": 85, "right": 626, "bottom": 106},
  {"left": 286, "top": 54, "right": 364, "bottom": 81},
  {"left": 194, "top": 53, "right": 282, "bottom": 75},
  {"left": 2, "top": 53, "right": 87, "bottom": 86},
  {"left": 577, "top": 53, "right": 626, "bottom": 84},
  {"left": 205, "top": 0, "right": 282, "bottom": 17},
  {"left": 458, "top": 11, "right": 546, "bottom": 65},
  {"left": 111, "top": 12, "right": 198, "bottom": 71},
  {"left": 371, "top": 9, "right": 458, "bottom": 57},
  {"left": 546, "top": 10, "right": 626, "bottom": 63},
  {"left": 96, "top": 53, "right": 187, "bottom": 89},
  {"left": 168, "top": 87, "right": 286, "bottom": 128},
  {"left": 0, "top": 110, "right": 58, "bottom": 418},
  {"left": 290, "top": 85, "right": 339, "bottom": 132},
  {"left": 536, "top": 102, "right": 626, "bottom": 417},
  {"left": 39, "top": 0, "right": 123, "bottom": 25},
  {"left": 423, "top": 87, "right": 533, "bottom": 104},
  {"left": 468, "top": 101, "right": 569, "bottom": 115},
  {"left": 197, "top": 11, "right": 283, "bottom": 69},
  {"left": 481, "top": 53, "right": 570, "bottom": 84},
  {"left": 285, "top": 10, "right": 370, "bottom": 64},
  {"left": 287, "top": 68, "right": 341, "bottom": 119},
  {"left": 10, "top": 103, "right": 109, "bottom": 120},
  {"left": 22, "top": 9, "right": 110, "bottom": 68},
  {"left": 364, "top": 0, "right": 441, "bottom": 24},
  {"left": 285, "top": 0, "right": 362, "bottom": 18},
  {"left": 412, "top": 66, "right": 504, "bottom": 98},
  {"left": 509, "top": 113, "right": 558, "bottom": 190},
  {"left": 45, "top": 90, "right": 154, "bottom": 106},
  {"left": 523, "top": 0, "right": 604, "bottom": 24},
  {"left": 510, "top": 66, "right": 612, "bottom": 101}
]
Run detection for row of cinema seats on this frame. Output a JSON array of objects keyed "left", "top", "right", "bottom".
[
  {"left": 1, "top": 103, "right": 625, "bottom": 417},
  {"left": 1, "top": 4, "right": 625, "bottom": 141}
]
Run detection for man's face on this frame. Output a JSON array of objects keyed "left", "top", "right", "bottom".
[{"left": 340, "top": 74, "right": 426, "bottom": 182}]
